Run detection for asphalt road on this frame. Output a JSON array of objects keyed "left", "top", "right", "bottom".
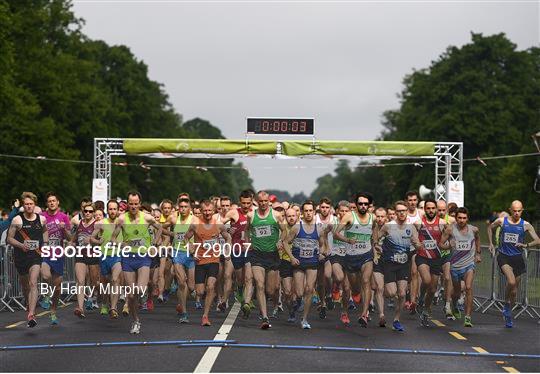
[{"left": 1, "top": 295, "right": 538, "bottom": 372}]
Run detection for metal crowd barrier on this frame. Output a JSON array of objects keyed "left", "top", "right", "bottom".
[{"left": 474, "top": 246, "right": 540, "bottom": 319}]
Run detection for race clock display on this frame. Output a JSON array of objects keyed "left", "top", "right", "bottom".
[{"left": 247, "top": 118, "right": 314, "bottom": 135}]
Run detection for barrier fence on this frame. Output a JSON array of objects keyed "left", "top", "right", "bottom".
[{"left": 1, "top": 244, "right": 539, "bottom": 319}]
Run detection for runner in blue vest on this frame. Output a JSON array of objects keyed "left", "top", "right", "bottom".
[
  {"left": 487, "top": 200, "right": 540, "bottom": 328},
  {"left": 282, "top": 200, "right": 328, "bottom": 329}
]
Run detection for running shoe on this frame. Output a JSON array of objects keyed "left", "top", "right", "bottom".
[
  {"left": 157, "top": 295, "right": 165, "bottom": 303},
  {"left": 39, "top": 296, "right": 51, "bottom": 310},
  {"left": 387, "top": 299, "right": 395, "bottom": 309},
  {"left": 152, "top": 288, "right": 160, "bottom": 297},
  {"left": 368, "top": 302, "right": 375, "bottom": 314},
  {"left": 358, "top": 314, "right": 368, "bottom": 328},
  {"left": 241, "top": 303, "right": 251, "bottom": 319},
  {"left": 277, "top": 302, "right": 284, "bottom": 313},
  {"left": 287, "top": 311, "right": 296, "bottom": 323},
  {"left": 178, "top": 312, "right": 189, "bottom": 324},
  {"left": 122, "top": 303, "right": 129, "bottom": 317},
  {"left": 409, "top": 302, "right": 418, "bottom": 315},
  {"left": 140, "top": 302, "right": 148, "bottom": 311},
  {"left": 92, "top": 300, "right": 99, "bottom": 309},
  {"left": 130, "top": 321, "right": 141, "bottom": 334},
  {"left": 420, "top": 311, "right": 430, "bottom": 327},
  {"left": 503, "top": 305, "right": 513, "bottom": 328},
  {"left": 201, "top": 316, "right": 211, "bottom": 326},
  {"left": 453, "top": 309, "right": 462, "bottom": 320},
  {"left": 260, "top": 317, "right": 271, "bottom": 329},
  {"left": 298, "top": 299, "right": 305, "bottom": 313},
  {"left": 147, "top": 298, "right": 154, "bottom": 311},
  {"left": 74, "top": 308, "right": 86, "bottom": 319},
  {"left": 464, "top": 315, "right": 473, "bottom": 327},
  {"left": 445, "top": 305, "right": 455, "bottom": 320},
  {"left": 27, "top": 314, "right": 37, "bottom": 328},
  {"left": 109, "top": 309, "right": 119, "bottom": 319},
  {"left": 378, "top": 315, "right": 386, "bottom": 328},
  {"left": 326, "top": 296, "right": 334, "bottom": 311},
  {"left": 84, "top": 298, "right": 93, "bottom": 311},
  {"left": 100, "top": 305, "right": 109, "bottom": 316},
  {"left": 332, "top": 288, "right": 341, "bottom": 303},
  {"left": 312, "top": 294, "right": 320, "bottom": 305},
  {"left": 176, "top": 303, "right": 184, "bottom": 315},
  {"left": 218, "top": 301, "right": 227, "bottom": 313},
  {"left": 50, "top": 313, "right": 59, "bottom": 326},
  {"left": 340, "top": 312, "right": 350, "bottom": 325},
  {"left": 271, "top": 307, "right": 279, "bottom": 319},
  {"left": 352, "top": 293, "right": 361, "bottom": 304},
  {"left": 348, "top": 299, "right": 357, "bottom": 311},
  {"left": 195, "top": 301, "right": 203, "bottom": 310},
  {"left": 319, "top": 305, "right": 327, "bottom": 319},
  {"left": 392, "top": 320, "right": 405, "bottom": 332},
  {"left": 119, "top": 294, "right": 126, "bottom": 302},
  {"left": 301, "top": 320, "right": 311, "bottom": 329},
  {"left": 235, "top": 291, "right": 244, "bottom": 304}
]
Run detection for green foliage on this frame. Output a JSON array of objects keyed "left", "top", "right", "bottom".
[
  {"left": 312, "top": 33, "right": 540, "bottom": 219},
  {"left": 0, "top": 0, "right": 252, "bottom": 210}
]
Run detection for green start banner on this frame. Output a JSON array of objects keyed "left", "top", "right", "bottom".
[{"left": 123, "top": 139, "right": 435, "bottom": 157}]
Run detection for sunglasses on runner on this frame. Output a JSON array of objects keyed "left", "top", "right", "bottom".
[{"left": 84, "top": 209, "right": 94, "bottom": 213}]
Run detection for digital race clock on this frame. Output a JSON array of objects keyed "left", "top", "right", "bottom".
[{"left": 247, "top": 118, "right": 314, "bottom": 135}]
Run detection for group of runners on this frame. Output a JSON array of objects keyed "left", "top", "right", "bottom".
[{"left": 5, "top": 189, "right": 539, "bottom": 334}]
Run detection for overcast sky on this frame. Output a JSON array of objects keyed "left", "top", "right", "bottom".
[{"left": 73, "top": 0, "right": 538, "bottom": 195}]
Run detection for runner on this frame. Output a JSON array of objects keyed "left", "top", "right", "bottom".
[
  {"left": 243, "top": 191, "right": 286, "bottom": 329},
  {"left": 487, "top": 200, "right": 540, "bottom": 328},
  {"left": 182, "top": 200, "right": 232, "bottom": 326},
  {"left": 7, "top": 192, "right": 48, "bottom": 328},
  {"left": 439, "top": 207, "right": 481, "bottom": 327},
  {"left": 329, "top": 200, "right": 352, "bottom": 325},
  {"left": 278, "top": 207, "right": 298, "bottom": 323},
  {"left": 315, "top": 197, "right": 337, "bottom": 319},
  {"left": 110, "top": 191, "right": 162, "bottom": 334},
  {"left": 215, "top": 195, "right": 234, "bottom": 312},
  {"left": 374, "top": 200, "right": 422, "bottom": 332},
  {"left": 40, "top": 192, "right": 71, "bottom": 325},
  {"left": 162, "top": 196, "right": 195, "bottom": 323},
  {"left": 282, "top": 200, "right": 328, "bottom": 329},
  {"left": 436, "top": 199, "right": 456, "bottom": 319},
  {"left": 415, "top": 199, "right": 446, "bottom": 326},
  {"left": 223, "top": 190, "right": 254, "bottom": 309},
  {"left": 157, "top": 199, "right": 174, "bottom": 305},
  {"left": 405, "top": 191, "right": 423, "bottom": 313},
  {"left": 333, "top": 192, "right": 376, "bottom": 327},
  {"left": 90, "top": 199, "right": 123, "bottom": 319},
  {"left": 70, "top": 201, "right": 99, "bottom": 318},
  {"left": 372, "top": 207, "right": 387, "bottom": 327}
]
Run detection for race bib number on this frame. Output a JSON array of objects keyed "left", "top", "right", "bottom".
[
  {"left": 334, "top": 243, "right": 347, "bottom": 256},
  {"left": 423, "top": 240, "right": 437, "bottom": 250},
  {"left": 130, "top": 238, "right": 145, "bottom": 248},
  {"left": 392, "top": 252, "right": 408, "bottom": 264},
  {"left": 456, "top": 241, "right": 470, "bottom": 251},
  {"left": 174, "top": 232, "right": 185, "bottom": 243},
  {"left": 503, "top": 233, "right": 519, "bottom": 245},
  {"left": 24, "top": 240, "right": 39, "bottom": 251},
  {"left": 349, "top": 240, "right": 369, "bottom": 255},
  {"left": 254, "top": 225, "right": 271, "bottom": 238},
  {"left": 49, "top": 238, "right": 61, "bottom": 247},
  {"left": 203, "top": 239, "right": 218, "bottom": 248},
  {"left": 299, "top": 247, "right": 314, "bottom": 258}
]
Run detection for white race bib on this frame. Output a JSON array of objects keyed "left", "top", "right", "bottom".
[
  {"left": 254, "top": 225, "right": 271, "bottom": 238},
  {"left": 49, "top": 238, "right": 61, "bottom": 247},
  {"left": 392, "top": 252, "right": 408, "bottom": 264},
  {"left": 456, "top": 240, "right": 470, "bottom": 251},
  {"left": 174, "top": 232, "right": 185, "bottom": 243},
  {"left": 424, "top": 240, "right": 437, "bottom": 250},
  {"left": 130, "top": 238, "right": 145, "bottom": 248},
  {"left": 503, "top": 233, "right": 519, "bottom": 245},
  {"left": 203, "top": 239, "right": 218, "bottom": 248},
  {"left": 24, "top": 240, "right": 39, "bottom": 251}
]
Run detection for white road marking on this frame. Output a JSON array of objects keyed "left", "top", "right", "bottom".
[{"left": 193, "top": 301, "right": 241, "bottom": 373}]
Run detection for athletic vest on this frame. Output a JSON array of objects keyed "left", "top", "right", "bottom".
[
  {"left": 345, "top": 212, "right": 373, "bottom": 256},
  {"left": 194, "top": 217, "right": 220, "bottom": 265},
  {"left": 232, "top": 208, "right": 248, "bottom": 251},
  {"left": 406, "top": 209, "right": 422, "bottom": 224},
  {"left": 250, "top": 208, "right": 280, "bottom": 253},
  {"left": 450, "top": 224, "right": 476, "bottom": 270},
  {"left": 172, "top": 213, "right": 193, "bottom": 252},
  {"left": 316, "top": 214, "right": 337, "bottom": 252},
  {"left": 331, "top": 225, "right": 348, "bottom": 257},
  {"left": 382, "top": 222, "right": 414, "bottom": 264},
  {"left": 122, "top": 212, "right": 152, "bottom": 254},
  {"left": 498, "top": 217, "right": 526, "bottom": 257},
  {"left": 101, "top": 218, "right": 121, "bottom": 256},
  {"left": 418, "top": 215, "right": 444, "bottom": 259},
  {"left": 292, "top": 220, "right": 320, "bottom": 265},
  {"left": 14, "top": 213, "right": 44, "bottom": 254}
]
